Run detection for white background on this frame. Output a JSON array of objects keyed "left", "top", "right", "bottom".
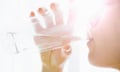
[{"left": 0, "top": 0, "right": 119, "bottom": 72}]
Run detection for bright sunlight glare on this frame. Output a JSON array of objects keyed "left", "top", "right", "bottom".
[{"left": 0, "top": 0, "right": 119, "bottom": 72}]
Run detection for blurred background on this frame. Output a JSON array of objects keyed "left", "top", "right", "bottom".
[{"left": 0, "top": 0, "right": 118, "bottom": 72}]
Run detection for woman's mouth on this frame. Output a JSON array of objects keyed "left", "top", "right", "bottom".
[{"left": 87, "top": 31, "right": 94, "bottom": 47}]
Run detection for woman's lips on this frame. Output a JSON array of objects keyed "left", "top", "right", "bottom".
[
  {"left": 87, "top": 38, "right": 94, "bottom": 49},
  {"left": 87, "top": 38, "right": 93, "bottom": 43},
  {"left": 87, "top": 31, "right": 94, "bottom": 47}
]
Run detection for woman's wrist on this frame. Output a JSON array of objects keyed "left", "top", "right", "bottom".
[
  {"left": 42, "top": 65, "right": 63, "bottom": 72},
  {"left": 40, "top": 45, "right": 71, "bottom": 72}
]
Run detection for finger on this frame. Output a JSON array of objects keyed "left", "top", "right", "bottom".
[
  {"left": 62, "top": 36, "right": 80, "bottom": 45},
  {"left": 38, "top": 8, "right": 55, "bottom": 28},
  {"left": 30, "top": 11, "right": 38, "bottom": 23},
  {"left": 30, "top": 11, "right": 45, "bottom": 33},
  {"left": 30, "top": 11, "right": 35, "bottom": 17},
  {"left": 66, "top": 8, "right": 76, "bottom": 30},
  {"left": 34, "top": 36, "right": 63, "bottom": 46},
  {"left": 63, "top": 45, "right": 71, "bottom": 55},
  {"left": 34, "top": 22, "right": 46, "bottom": 34},
  {"left": 50, "top": 3, "right": 64, "bottom": 25}
]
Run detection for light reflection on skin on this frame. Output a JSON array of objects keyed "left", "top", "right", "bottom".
[
  {"left": 29, "top": 0, "right": 120, "bottom": 72},
  {"left": 29, "top": 2, "right": 78, "bottom": 72},
  {"left": 87, "top": 0, "right": 120, "bottom": 70}
]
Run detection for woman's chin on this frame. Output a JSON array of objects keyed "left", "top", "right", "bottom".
[
  {"left": 87, "top": 39, "right": 111, "bottom": 67},
  {"left": 88, "top": 53, "right": 116, "bottom": 68},
  {"left": 88, "top": 54, "right": 105, "bottom": 67}
]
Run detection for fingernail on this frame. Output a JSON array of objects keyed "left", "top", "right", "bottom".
[
  {"left": 64, "top": 45, "right": 71, "bottom": 55},
  {"left": 30, "top": 11, "right": 35, "bottom": 17},
  {"left": 38, "top": 8, "right": 47, "bottom": 15},
  {"left": 50, "top": 3, "right": 58, "bottom": 11}
]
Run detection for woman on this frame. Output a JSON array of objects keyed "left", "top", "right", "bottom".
[{"left": 30, "top": 0, "right": 120, "bottom": 72}]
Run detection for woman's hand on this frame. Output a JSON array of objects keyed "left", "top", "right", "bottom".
[{"left": 29, "top": 2, "right": 79, "bottom": 72}]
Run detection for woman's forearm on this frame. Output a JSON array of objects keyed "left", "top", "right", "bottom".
[
  {"left": 41, "top": 49, "right": 64, "bottom": 72},
  {"left": 42, "top": 65, "right": 63, "bottom": 72}
]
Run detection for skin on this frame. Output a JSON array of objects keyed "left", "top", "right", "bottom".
[
  {"left": 30, "top": 0, "right": 120, "bottom": 72},
  {"left": 88, "top": 0, "right": 120, "bottom": 69},
  {"left": 30, "top": 2, "right": 75, "bottom": 72}
]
